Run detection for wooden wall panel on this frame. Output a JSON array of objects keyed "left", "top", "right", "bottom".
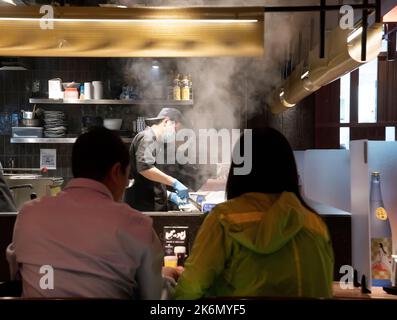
[
  {"left": 314, "top": 79, "right": 341, "bottom": 149},
  {"left": 350, "top": 126, "right": 385, "bottom": 141},
  {"left": 378, "top": 55, "right": 397, "bottom": 122}
]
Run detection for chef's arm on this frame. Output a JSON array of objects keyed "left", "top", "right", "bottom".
[{"left": 139, "top": 167, "right": 175, "bottom": 186}]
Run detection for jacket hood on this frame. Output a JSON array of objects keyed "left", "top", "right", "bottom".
[{"left": 217, "top": 192, "right": 308, "bottom": 254}]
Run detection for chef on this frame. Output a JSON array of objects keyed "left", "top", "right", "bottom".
[{"left": 124, "top": 108, "right": 189, "bottom": 212}]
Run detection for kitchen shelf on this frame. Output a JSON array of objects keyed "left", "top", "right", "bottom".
[
  {"left": 11, "top": 137, "right": 133, "bottom": 144},
  {"left": 29, "top": 98, "right": 194, "bottom": 106}
]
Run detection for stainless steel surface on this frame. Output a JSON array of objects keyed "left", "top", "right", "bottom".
[
  {"left": 29, "top": 98, "right": 194, "bottom": 105},
  {"left": 12, "top": 126, "right": 43, "bottom": 138},
  {"left": 21, "top": 119, "right": 40, "bottom": 127},
  {"left": 4, "top": 174, "right": 64, "bottom": 210},
  {"left": 1, "top": 167, "right": 47, "bottom": 172},
  {"left": 10, "top": 137, "right": 133, "bottom": 144},
  {"left": 188, "top": 196, "right": 202, "bottom": 211},
  {"left": 21, "top": 110, "right": 34, "bottom": 119}
]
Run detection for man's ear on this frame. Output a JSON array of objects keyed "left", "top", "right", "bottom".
[
  {"left": 110, "top": 162, "right": 122, "bottom": 181},
  {"left": 163, "top": 117, "right": 170, "bottom": 126}
]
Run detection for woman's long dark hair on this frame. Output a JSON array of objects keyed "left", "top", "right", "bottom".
[{"left": 226, "top": 127, "right": 312, "bottom": 211}]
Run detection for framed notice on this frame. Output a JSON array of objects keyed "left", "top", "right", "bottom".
[{"left": 40, "top": 149, "right": 56, "bottom": 170}]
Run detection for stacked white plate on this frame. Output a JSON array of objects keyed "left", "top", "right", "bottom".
[{"left": 43, "top": 111, "right": 67, "bottom": 137}]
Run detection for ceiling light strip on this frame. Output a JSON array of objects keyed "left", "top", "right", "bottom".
[{"left": 0, "top": 17, "right": 258, "bottom": 23}]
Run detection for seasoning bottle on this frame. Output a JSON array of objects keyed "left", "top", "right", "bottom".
[
  {"left": 188, "top": 74, "right": 193, "bottom": 101},
  {"left": 369, "top": 172, "right": 393, "bottom": 287},
  {"left": 181, "top": 75, "right": 190, "bottom": 101},
  {"left": 173, "top": 74, "right": 181, "bottom": 101},
  {"left": 167, "top": 71, "right": 174, "bottom": 100},
  {"left": 79, "top": 84, "right": 85, "bottom": 100}
]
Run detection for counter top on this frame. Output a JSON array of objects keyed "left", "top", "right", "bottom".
[
  {"left": 0, "top": 211, "right": 204, "bottom": 217},
  {"left": 305, "top": 198, "right": 351, "bottom": 216},
  {"left": 333, "top": 282, "right": 397, "bottom": 300},
  {"left": 0, "top": 200, "right": 350, "bottom": 217}
]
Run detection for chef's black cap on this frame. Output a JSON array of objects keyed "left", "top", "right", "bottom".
[{"left": 145, "top": 108, "right": 189, "bottom": 127}]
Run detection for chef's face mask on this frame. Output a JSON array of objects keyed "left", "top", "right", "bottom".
[{"left": 160, "top": 120, "right": 176, "bottom": 143}]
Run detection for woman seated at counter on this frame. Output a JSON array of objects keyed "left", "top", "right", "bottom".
[{"left": 173, "top": 128, "right": 334, "bottom": 299}]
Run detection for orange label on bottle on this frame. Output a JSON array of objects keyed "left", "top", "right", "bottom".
[{"left": 375, "top": 207, "right": 388, "bottom": 220}]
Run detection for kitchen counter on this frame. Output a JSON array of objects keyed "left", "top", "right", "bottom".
[{"left": 0, "top": 201, "right": 351, "bottom": 282}]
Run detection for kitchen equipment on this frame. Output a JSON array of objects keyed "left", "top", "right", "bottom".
[
  {"left": 92, "top": 81, "right": 103, "bottom": 99},
  {"left": 43, "top": 111, "right": 67, "bottom": 137},
  {"left": 3, "top": 174, "right": 63, "bottom": 210},
  {"left": 21, "top": 110, "right": 34, "bottom": 119},
  {"left": 21, "top": 119, "right": 41, "bottom": 127},
  {"left": 84, "top": 82, "right": 92, "bottom": 99},
  {"left": 1, "top": 167, "right": 48, "bottom": 173},
  {"left": 103, "top": 118, "right": 122, "bottom": 131},
  {"left": 48, "top": 78, "right": 63, "bottom": 99},
  {"left": 188, "top": 196, "right": 202, "bottom": 211},
  {"left": 12, "top": 127, "right": 43, "bottom": 138},
  {"left": 62, "top": 82, "right": 80, "bottom": 89},
  {"left": 64, "top": 87, "right": 79, "bottom": 100}
]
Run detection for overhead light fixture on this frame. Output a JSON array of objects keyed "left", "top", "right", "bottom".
[
  {"left": 0, "top": 6, "right": 264, "bottom": 57},
  {"left": 347, "top": 27, "right": 363, "bottom": 43},
  {"left": 279, "top": 90, "right": 296, "bottom": 108},
  {"left": 0, "top": 0, "right": 16, "bottom": 6},
  {"left": 0, "top": 17, "right": 258, "bottom": 23},
  {"left": 300, "top": 70, "right": 309, "bottom": 80},
  {"left": 0, "top": 66, "right": 26, "bottom": 70}
]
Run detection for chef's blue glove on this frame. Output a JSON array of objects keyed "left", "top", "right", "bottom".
[
  {"left": 172, "top": 179, "right": 189, "bottom": 200},
  {"left": 169, "top": 192, "right": 187, "bottom": 206}
]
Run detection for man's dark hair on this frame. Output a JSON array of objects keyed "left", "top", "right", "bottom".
[{"left": 72, "top": 126, "right": 130, "bottom": 181}]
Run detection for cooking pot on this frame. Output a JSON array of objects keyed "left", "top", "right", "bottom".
[
  {"left": 21, "top": 110, "right": 34, "bottom": 120},
  {"left": 21, "top": 119, "right": 41, "bottom": 127}
]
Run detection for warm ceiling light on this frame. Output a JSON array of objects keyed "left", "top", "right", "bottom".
[
  {"left": 279, "top": 90, "right": 296, "bottom": 108},
  {"left": 300, "top": 70, "right": 309, "bottom": 80},
  {"left": 384, "top": 5, "right": 397, "bottom": 22},
  {"left": 347, "top": 27, "right": 363, "bottom": 43},
  {"left": 0, "top": 18, "right": 258, "bottom": 23},
  {"left": 0, "top": 6, "right": 264, "bottom": 57},
  {"left": 1, "top": 0, "right": 16, "bottom": 5}
]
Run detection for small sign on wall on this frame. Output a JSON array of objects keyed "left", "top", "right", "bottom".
[{"left": 40, "top": 149, "right": 56, "bottom": 170}]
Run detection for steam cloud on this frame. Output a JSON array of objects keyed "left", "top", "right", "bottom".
[{"left": 108, "top": 0, "right": 316, "bottom": 188}]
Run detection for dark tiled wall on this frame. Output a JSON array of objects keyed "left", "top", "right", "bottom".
[
  {"left": 0, "top": 135, "right": 73, "bottom": 181},
  {"left": 0, "top": 58, "right": 152, "bottom": 182}
]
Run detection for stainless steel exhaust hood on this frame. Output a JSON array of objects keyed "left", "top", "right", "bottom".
[
  {"left": 269, "top": 22, "right": 383, "bottom": 114},
  {"left": 0, "top": 6, "right": 264, "bottom": 57}
]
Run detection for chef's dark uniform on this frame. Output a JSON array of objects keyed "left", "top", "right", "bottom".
[{"left": 124, "top": 127, "right": 168, "bottom": 212}]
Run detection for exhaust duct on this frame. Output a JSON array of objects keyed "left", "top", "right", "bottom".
[{"left": 269, "top": 22, "right": 383, "bottom": 114}]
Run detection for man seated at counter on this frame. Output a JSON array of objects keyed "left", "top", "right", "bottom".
[
  {"left": 7, "top": 127, "right": 166, "bottom": 299},
  {"left": 124, "top": 107, "right": 190, "bottom": 212}
]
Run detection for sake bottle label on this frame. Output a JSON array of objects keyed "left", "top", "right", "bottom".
[
  {"left": 375, "top": 207, "right": 388, "bottom": 220},
  {"left": 371, "top": 237, "right": 393, "bottom": 286}
]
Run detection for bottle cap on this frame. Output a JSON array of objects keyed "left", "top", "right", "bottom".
[{"left": 372, "top": 172, "right": 380, "bottom": 177}]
